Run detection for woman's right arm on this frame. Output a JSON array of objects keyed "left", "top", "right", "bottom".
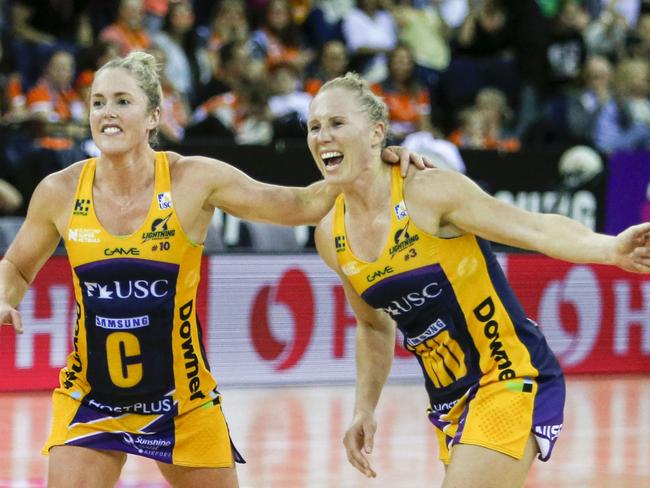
[
  {"left": 0, "top": 174, "right": 67, "bottom": 332},
  {"left": 314, "top": 218, "right": 396, "bottom": 478}
]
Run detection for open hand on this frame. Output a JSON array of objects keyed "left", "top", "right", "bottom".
[
  {"left": 343, "top": 411, "right": 377, "bottom": 478},
  {"left": 0, "top": 304, "right": 23, "bottom": 334},
  {"left": 614, "top": 222, "right": 650, "bottom": 273},
  {"left": 381, "top": 146, "right": 435, "bottom": 177}
]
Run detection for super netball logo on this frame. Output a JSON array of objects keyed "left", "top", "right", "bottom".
[
  {"left": 250, "top": 269, "right": 315, "bottom": 370},
  {"left": 538, "top": 266, "right": 601, "bottom": 367}
]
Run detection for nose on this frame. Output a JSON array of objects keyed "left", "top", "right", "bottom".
[
  {"left": 103, "top": 102, "right": 117, "bottom": 118},
  {"left": 316, "top": 125, "right": 332, "bottom": 142}
]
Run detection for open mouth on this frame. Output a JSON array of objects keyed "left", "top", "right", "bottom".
[
  {"left": 101, "top": 125, "right": 122, "bottom": 135},
  {"left": 321, "top": 151, "right": 343, "bottom": 170}
]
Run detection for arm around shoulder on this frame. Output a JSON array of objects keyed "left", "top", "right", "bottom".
[{"left": 181, "top": 154, "right": 338, "bottom": 226}]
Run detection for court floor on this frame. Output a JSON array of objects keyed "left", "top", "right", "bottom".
[{"left": 0, "top": 375, "right": 648, "bottom": 488}]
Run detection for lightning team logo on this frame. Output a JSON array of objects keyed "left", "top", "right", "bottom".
[{"left": 141, "top": 213, "right": 175, "bottom": 242}]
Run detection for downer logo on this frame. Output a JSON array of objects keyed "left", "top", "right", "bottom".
[{"left": 142, "top": 214, "right": 175, "bottom": 242}]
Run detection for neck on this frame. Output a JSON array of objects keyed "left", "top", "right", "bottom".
[
  {"left": 95, "top": 147, "right": 156, "bottom": 196},
  {"left": 342, "top": 161, "right": 392, "bottom": 218}
]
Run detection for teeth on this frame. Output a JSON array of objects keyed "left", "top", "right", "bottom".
[
  {"left": 321, "top": 151, "right": 342, "bottom": 159},
  {"left": 103, "top": 127, "right": 121, "bottom": 134}
]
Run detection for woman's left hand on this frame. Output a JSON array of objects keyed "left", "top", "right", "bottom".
[
  {"left": 614, "top": 222, "right": 650, "bottom": 273},
  {"left": 381, "top": 146, "right": 435, "bottom": 177}
]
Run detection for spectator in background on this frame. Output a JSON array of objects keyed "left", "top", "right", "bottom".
[
  {"left": 303, "top": 0, "right": 354, "bottom": 47},
  {"left": 454, "top": 0, "right": 510, "bottom": 57},
  {"left": 99, "top": 0, "right": 150, "bottom": 57},
  {"left": 152, "top": 1, "right": 210, "bottom": 105},
  {"left": 268, "top": 62, "right": 312, "bottom": 137},
  {"left": 449, "top": 87, "right": 520, "bottom": 151},
  {"left": 593, "top": 58, "right": 650, "bottom": 151},
  {"left": 74, "top": 41, "right": 122, "bottom": 105},
  {"left": 148, "top": 46, "right": 191, "bottom": 144},
  {"left": 0, "top": 40, "right": 28, "bottom": 124},
  {"left": 371, "top": 44, "right": 434, "bottom": 142},
  {"left": 9, "top": 0, "right": 92, "bottom": 88},
  {"left": 390, "top": 0, "right": 451, "bottom": 89},
  {"left": 545, "top": 1, "right": 590, "bottom": 95},
  {"left": 565, "top": 55, "right": 613, "bottom": 144},
  {"left": 0, "top": 37, "right": 31, "bottom": 197},
  {"left": 447, "top": 0, "right": 547, "bottom": 139},
  {"left": 195, "top": 39, "right": 264, "bottom": 108},
  {"left": 202, "top": 0, "right": 250, "bottom": 53},
  {"left": 250, "top": 0, "right": 314, "bottom": 72},
  {"left": 304, "top": 40, "right": 349, "bottom": 96},
  {"left": 584, "top": 0, "right": 629, "bottom": 60},
  {"left": 190, "top": 80, "right": 273, "bottom": 145},
  {"left": 15, "top": 50, "right": 89, "bottom": 204},
  {"left": 143, "top": 0, "right": 170, "bottom": 33},
  {"left": 401, "top": 130, "right": 466, "bottom": 173},
  {"left": 625, "top": 9, "right": 650, "bottom": 59},
  {"left": 341, "top": 0, "right": 398, "bottom": 83}
]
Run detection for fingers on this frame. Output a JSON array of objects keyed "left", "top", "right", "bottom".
[
  {"left": 422, "top": 156, "right": 435, "bottom": 169},
  {"left": 363, "top": 422, "right": 374, "bottom": 455},
  {"left": 1, "top": 309, "right": 23, "bottom": 334},
  {"left": 399, "top": 148, "right": 411, "bottom": 178},
  {"left": 344, "top": 427, "right": 376, "bottom": 478},
  {"left": 10, "top": 309, "right": 23, "bottom": 334}
]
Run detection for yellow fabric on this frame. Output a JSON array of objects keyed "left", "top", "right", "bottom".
[
  {"left": 42, "top": 152, "right": 236, "bottom": 466},
  {"left": 332, "top": 165, "right": 544, "bottom": 460}
]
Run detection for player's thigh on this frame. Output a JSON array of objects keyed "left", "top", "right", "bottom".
[
  {"left": 156, "top": 462, "right": 239, "bottom": 488},
  {"left": 442, "top": 434, "right": 538, "bottom": 488},
  {"left": 48, "top": 445, "right": 126, "bottom": 488}
]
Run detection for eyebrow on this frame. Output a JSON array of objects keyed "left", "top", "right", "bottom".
[{"left": 91, "top": 91, "right": 133, "bottom": 98}]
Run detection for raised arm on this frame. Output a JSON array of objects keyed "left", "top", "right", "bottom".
[
  {"left": 196, "top": 156, "right": 338, "bottom": 226},
  {"left": 408, "top": 169, "right": 650, "bottom": 271},
  {"left": 1, "top": 174, "right": 66, "bottom": 333},
  {"left": 183, "top": 147, "right": 431, "bottom": 227},
  {"left": 314, "top": 219, "right": 395, "bottom": 478}
]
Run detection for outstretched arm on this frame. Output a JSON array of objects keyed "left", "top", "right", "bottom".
[
  {"left": 314, "top": 220, "right": 395, "bottom": 478},
  {"left": 191, "top": 147, "right": 432, "bottom": 227},
  {"left": 409, "top": 170, "right": 650, "bottom": 271},
  {"left": 1, "top": 175, "right": 64, "bottom": 333}
]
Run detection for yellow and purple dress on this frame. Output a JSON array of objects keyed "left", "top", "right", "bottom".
[
  {"left": 43, "top": 152, "right": 243, "bottom": 467},
  {"left": 333, "top": 166, "right": 565, "bottom": 463}
]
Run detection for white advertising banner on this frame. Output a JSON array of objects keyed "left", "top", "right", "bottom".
[{"left": 207, "top": 254, "right": 422, "bottom": 386}]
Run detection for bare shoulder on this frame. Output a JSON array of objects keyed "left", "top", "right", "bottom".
[
  {"left": 314, "top": 208, "right": 337, "bottom": 270},
  {"left": 404, "top": 167, "right": 471, "bottom": 206},
  {"left": 24, "top": 159, "right": 88, "bottom": 231},
  {"left": 32, "top": 160, "right": 85, "bottom": 209},
  {"left": 168, "top": 151, "right": 232, "bottom": 174}
]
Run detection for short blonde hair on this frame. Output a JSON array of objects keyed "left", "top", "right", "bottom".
[{"left": 319, "top": 72, "right": 389, "bottom": 134}]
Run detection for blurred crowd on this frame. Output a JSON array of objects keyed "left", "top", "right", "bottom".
[{"left": 0, "top": 0, "right": 649, "bottom": 216}]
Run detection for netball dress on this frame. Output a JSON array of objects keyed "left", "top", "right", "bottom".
[
  {"left": 333, "top": 165, "right": 565, "bottom": 463},
  {"left": 43, "top": 152, "right": 243, "bottom": 467}
]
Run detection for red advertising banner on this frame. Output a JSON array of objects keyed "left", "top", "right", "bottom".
[
  {"left": 1, "top": 254, "right": 648, "bottom": 392},
  {"left": 507, "top": 254, "right": 650, "bottom": 374}
]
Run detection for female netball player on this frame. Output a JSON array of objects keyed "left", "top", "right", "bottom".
[
  {"left": 0, "top": 52, "right": 428, "bottom": 488},
  {"left": 309, "top": 72, "right": 650, "bottom": 488}
]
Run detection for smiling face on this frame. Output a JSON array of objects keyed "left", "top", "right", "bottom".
[
  {"left": 307, "top": 87, "right": 385, "bottom": 185},
  {"left": 90, "top": 67, "right": 160, "bottom": 156}
]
